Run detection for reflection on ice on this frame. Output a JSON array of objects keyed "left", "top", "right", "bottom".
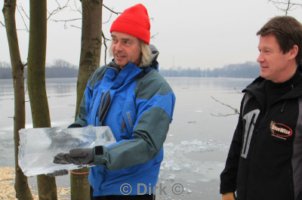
[{"left": 18, "top": 126, "right": 115, "bottom": 177}]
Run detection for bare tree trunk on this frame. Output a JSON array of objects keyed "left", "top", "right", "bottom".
[
  {"left": 2, "top": 0, "right": 33, "bottom": 199},
  {"left": 75, "top": 0, "right": 103, "bottom": 114},
  {"left": 71, "top": 0, "right": 103, "bottom": 199},
  {"left": 27, "top": 0, "right": 58, "bottom": 199}
]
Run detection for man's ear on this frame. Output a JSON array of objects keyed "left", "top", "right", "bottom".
[{"left": 288, "top": 44, "right": 299, "bottom": 60}]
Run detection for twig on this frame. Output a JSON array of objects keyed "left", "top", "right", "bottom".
[
  {"left": 16, "top": 4, "right": 29, "bottom": 32},
  {"left": 151, "top": 32, "right": 159, "bottom": 40},
  {"left": 70, "top": 24, "right": 81, "bottom": 29},
  {"left": 102, "top": 31, "right": 111, "bottom": 65},
  {"left": 50, "top": 18, "right": 82, "bottom": 29},
  {"left": 268, "top": 0, "right": 302, "bottom": 15},
  {"left": 47, "top": 0, "right": 71, "bottom": 20},
  {"left": 211, "top": 113, "right": 239, "bottom": 117},
  {"left": 102, "top": 11, "right": 113, "bottom": 24},
  {"left": 71, "top": 0, "right": 82, "bottom": 15},
  {"left": 211, "top": 96, "right": 239, "bottom": 117},
  {"left": 51, "top": 17, "right": 82, "bottom": 23},
  {"left": 103, "top": 4, "right": 120, "bottom": 15}
]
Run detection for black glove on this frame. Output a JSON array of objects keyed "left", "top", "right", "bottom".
[{"left": 53, "top": 146, "right": 104, "bottom": 165}]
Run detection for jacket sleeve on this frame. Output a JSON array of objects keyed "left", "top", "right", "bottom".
[
  {"left": 94, "top": 72, "right": 176, "bottom": 170},
  {"left": 220, "top": 97, "right": 246, "bottom": 194}
]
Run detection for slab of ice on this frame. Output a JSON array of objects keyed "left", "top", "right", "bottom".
[{"left": 18, "top": 125, "right": 115, "bottom": 177}]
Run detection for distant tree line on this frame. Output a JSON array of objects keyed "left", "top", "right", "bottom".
[
  {"left": 0, "top": 60, "right": 259, "bottom": 79},
  {"left": 0, "top": 62, "right": 11, "bottom": 79},
  {"left": 160, "top": 61, "right": 259, "bottom": 78},
  {"left": 0, "top": 59, "right": 78, "bottom": 79}
]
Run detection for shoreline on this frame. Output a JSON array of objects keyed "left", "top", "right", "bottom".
[{"left": 0, "top": 167, "right": 70, "bottom": 200}]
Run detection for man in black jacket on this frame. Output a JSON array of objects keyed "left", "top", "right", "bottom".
[{"left": 220, "top": 16, "right": 302, "bottom": 200}]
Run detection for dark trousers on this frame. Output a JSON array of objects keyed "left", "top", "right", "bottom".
[
  {"left": 90, "top": 187, "right": 155, "bottom": 200},
  {"left": 91, "top": 195, "right": 155, "bottom": 200}
]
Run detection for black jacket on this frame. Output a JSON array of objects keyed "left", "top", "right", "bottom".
[{"left": 220, "top": 68, "right": 302, "bottom": 200}]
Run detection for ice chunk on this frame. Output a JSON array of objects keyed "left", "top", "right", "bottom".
[{"left": 18, "top": 125, "right": 115, "bottom": 177}]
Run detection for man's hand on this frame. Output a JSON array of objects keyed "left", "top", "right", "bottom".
[
  {"left": 222, "top": 192, "right": 235, "bottom": 200},
  {"left": 54, "top": 148, "right": 94, "bottom": 165}
]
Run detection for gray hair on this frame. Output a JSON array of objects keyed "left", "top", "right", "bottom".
[{"left": 139, "top": 42, "right": 152, "bottom": 67}]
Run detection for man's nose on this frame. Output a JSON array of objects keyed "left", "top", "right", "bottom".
[
  {"left": 114, "top": 41, "right": 123, "bottom": 50},
  {"left": 257, "top": 53, "right": 264, "bottom": 63}
]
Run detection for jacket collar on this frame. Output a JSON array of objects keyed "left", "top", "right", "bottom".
[{"left": 244, "top": 65, "right": 302, "bottom": 102}]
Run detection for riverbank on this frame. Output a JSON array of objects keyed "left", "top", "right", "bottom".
[{"left": 0, "top": 167, "right": 70, "bottom": 200}]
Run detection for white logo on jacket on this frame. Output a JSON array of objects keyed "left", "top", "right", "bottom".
[{"left": 241, "top": 109, "right": 260, "bottom": 159}]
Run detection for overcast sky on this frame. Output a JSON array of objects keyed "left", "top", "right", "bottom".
[{"left": 1, "top": 0, "right": 302, "bottom": 69}]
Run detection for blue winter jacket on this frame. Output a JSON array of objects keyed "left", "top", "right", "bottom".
[{"left": 72, "top": 50, "right": 175, "bottom": 196}]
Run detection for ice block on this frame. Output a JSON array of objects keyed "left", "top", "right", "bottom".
[{"left": 18, "top": 125, "right": 115, "bottom": 177}]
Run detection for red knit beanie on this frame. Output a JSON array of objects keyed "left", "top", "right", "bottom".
[{"left": 110, "top": 4, "right": 150, "bottom": 44}]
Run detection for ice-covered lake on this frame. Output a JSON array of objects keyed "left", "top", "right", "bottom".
[{"left": 0, "top": 77, "right": 252, "bottom": 199}]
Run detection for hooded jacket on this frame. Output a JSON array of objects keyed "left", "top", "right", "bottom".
[
  {"left": 72, "top": 47, "right": 175, "bottom": 196},
  {"left": 220, "top": 68, "right": 302, "bottom": 200}
]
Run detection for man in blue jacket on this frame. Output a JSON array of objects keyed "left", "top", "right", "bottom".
[
  {"left": 54, "top": 4, "right": 175, "bottom": 200},
  {"left": 220, "top": 16, "right": 302, "bottom": 200}
]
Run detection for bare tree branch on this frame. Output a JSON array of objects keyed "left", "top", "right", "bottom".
[
  {"left": 100, "top": 4, "right": 121, "bottom": 65},
  {"left": 211, "top": 112, "right": 239, "bottom": 117},
  {"left": 16, "top": 4, "right": 29, "bottom": 31},
  {"left": 71, "top": 0, "right": 82, "bottom": 15},
  {"left": 268, "top": 0, "right": 302, "bottom": 15},
  {"left": 50, "top": 17, "right": 82, "bottom": 30},
  {"left": 151, "top": 32, "right": 159, "bottom": 40},
  {"left": 70, "top": 24, "right": 81, "bottom": 29},
  {"left": 102, "top": 31, "right": 111, "bottom": 65},
  {"left": 269, "top": 0, "right": 302, "bottom": 6},
  {"left": 48, "top": 0, "right": 83, "bottom": 29},
  {"left": 47, "top": 0, "right": 71, "bottom": 20},
  {"left": 51, "top": 18, "right": 82, "bottom": 23},
  {"left": 210, "top": 96, "right": 239, "bottom": 117},
  {"left": 103, "top": 4, "right": 120, "bottom": 15},
  {"left": 102, "top": 11, "right": 113, "bottom": 24},
  {"left": 18, "top": 4, "right": 30, "bottom": 20}
]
